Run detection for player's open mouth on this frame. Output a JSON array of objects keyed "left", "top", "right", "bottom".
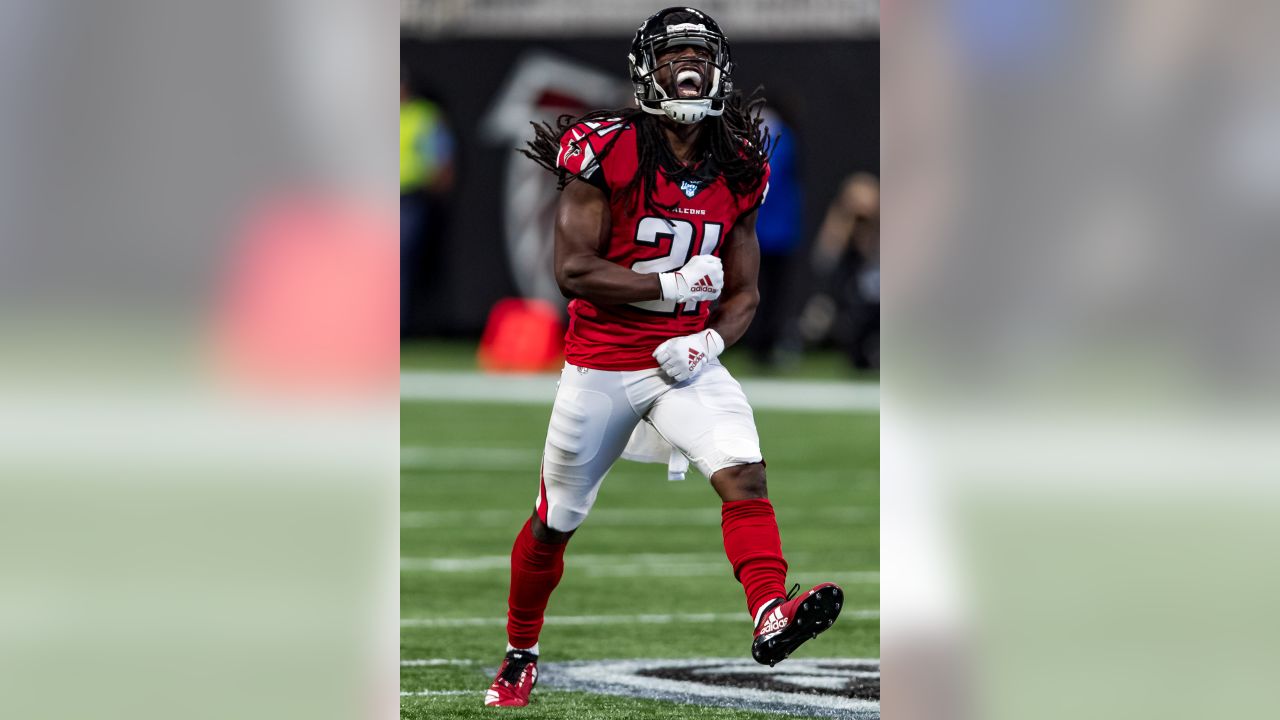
[{"left": 675, "top": 69, "right": 703, "bottom": 98}]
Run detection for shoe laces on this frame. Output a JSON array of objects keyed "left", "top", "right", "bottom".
[
  {"left": 785, "top": 583, "right": 801, "bottom": 601},
  {"left": 500, "top": 650, "right": 536, "bottom": 684}
]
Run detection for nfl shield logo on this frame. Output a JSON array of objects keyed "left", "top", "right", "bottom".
[{"left": 679, "top": 179, "right": 701, "bottom": 198}]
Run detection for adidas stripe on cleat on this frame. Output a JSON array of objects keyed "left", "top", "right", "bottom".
[
  {"left": 484, "top": 649, "right": 539, "bottom": 707},
  {"left": 751, "top": 582, "right": 843, "bottom": 667}
]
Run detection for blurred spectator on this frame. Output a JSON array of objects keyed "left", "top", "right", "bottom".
[
  {"left": 800, "top": 173, "right": 880, "bottom": 369},
  {"left": 400, "top": 75, "right": 455, "bottom": 332},
  {"left": 741, "top": 104, "right": 804, "bottom": 366}
]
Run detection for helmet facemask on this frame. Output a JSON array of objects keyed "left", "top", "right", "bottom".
[{"left": 629, "top": 22, "right": 733, "bottom": 125}]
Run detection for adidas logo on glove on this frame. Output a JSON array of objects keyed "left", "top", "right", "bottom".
[
  {"left": 652, "top": 329, "right": 724, "bottom": 383},
  {"left": 690, "top": 275, "right": 716, "bottom": 294}
]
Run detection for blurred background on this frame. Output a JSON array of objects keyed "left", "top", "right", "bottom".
[
  {"left": 400, "top": 0, "right": 881, "bottom": 376},
  {"left": 1, "top": 2, "right": 398, "bottom": 719},
  {"left": 883, "top": 2, "right": 1280, "bottom": 720}
]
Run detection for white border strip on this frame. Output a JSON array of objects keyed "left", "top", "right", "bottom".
[{"left": 401, "top": 371, "right": 879, "bottom": 413}]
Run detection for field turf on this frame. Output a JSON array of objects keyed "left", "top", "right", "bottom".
[{"left": 401, "top": 381, "right": 879, "bottom": 718}]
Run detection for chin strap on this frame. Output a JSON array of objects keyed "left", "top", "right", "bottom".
[{"left": 638, "top": 98, "right": 724, "bottom": 125}]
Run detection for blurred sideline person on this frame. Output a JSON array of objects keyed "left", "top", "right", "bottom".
[
  {"left": 483, "top": 7, "right": 845, "bottom": 708},
  {"left": 740, "top": 103, "right": 804, "bottom": 367},
  {"left": 399, "top": 75, "right": 455, "bottom": 333},
  {"left": 800, "top": 173, "right": 880, "bottom": 369}
]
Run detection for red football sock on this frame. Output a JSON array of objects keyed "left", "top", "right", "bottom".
[
  {"left": 506, "top": 517, "right": 567, "bottom": 649},
  {"left": 721, "top": 498, "right": 789, "bottom": 621}
]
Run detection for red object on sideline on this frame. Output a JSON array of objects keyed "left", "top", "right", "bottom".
[
  {"left": 478, "top": 298, "right": 565, "bottom": 373},
  {"left": 215, "top": 195, "right": 397, "bottom": 393}
]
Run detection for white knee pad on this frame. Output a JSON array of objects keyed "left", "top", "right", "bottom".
[
  {"left": 535, "top": 373, "right": 639, "bottom": 532},
  {"left": 537, "top": 459, "right": 611, "bottom": 533},
  {"left": 544, "top": 388, "right": 612, "bottom": 467},
  {"left": 544, "top": 500, "right": 592, "bottom": 533}
]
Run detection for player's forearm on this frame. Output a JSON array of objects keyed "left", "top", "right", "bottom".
[
  {"left": 556, "top": 256, "right": 662, "bottom": 305},
  {"left": 708, "top": 289, "right": 760, "bottom": 348}
]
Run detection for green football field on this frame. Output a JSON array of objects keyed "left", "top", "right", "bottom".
[{"left": 401, "top": 356, "right": 879, "bottom": 719}]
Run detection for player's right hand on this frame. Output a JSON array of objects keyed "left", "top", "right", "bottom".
[{"left": 658, "top": 255, "right": 723, "bottom": 303}]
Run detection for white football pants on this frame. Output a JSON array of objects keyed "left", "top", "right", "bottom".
[{"left": 535, "top": 360, "right": 763, "bottom": 532}]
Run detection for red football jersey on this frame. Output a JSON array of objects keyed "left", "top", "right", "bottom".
[{"left": 555, "top": 119, "right": 770, "bottom": 371}]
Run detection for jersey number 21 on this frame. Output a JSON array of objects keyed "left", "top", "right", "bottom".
[{"left": 629, "top": 216, "right": 723, "bottom": 315}]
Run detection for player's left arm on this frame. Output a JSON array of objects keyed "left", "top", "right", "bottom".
[{"left": 707, "top": 208, "right": 762, "bottom": 348}]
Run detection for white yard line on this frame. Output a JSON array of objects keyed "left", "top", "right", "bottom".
[
  {"left": 401, "top": 509, "right": 524, "bottom": 528},
  {"left": 583, "top": 566, "right": 881, "bottom": 581},
  {"left": 401, "top": 371, "right": 558, "bottom": 404},
  {"left": 400, "top": 555, "right": 511, "bottom": 572},
  {"left": 401, "top": 552, "right": 726, "bottom": 572},
  {"left": 578, "top": 562, "right": 735, "bottom": 578},
  {"left": 401, "top": 506, "right": 876, "bottom": 528},
  {"left": 400, "top": 446, "right": 541, "bottom": 470},
  {"left": 401, "top": 370, "right": 879, "bottom": 413},
  {"left": 401, "top": 609, "right": 879, "bottom": 628},
  {"left": 400, "top": 659, "right": 478, "bottom": 667},
  {"left": 400, "top": 553, "right": 880, "bottom": 583},
  {"left": 400, "top": 508, "right": 726, "bottom": 527},
  {"left": 563, "top": 507, "right": 722, "bottom": 526},
  {"left": 401, "top": 552, "right": 879, "bottom": 584},
  {"left": 791, "top": 571, "right": 881, "bottom": 584}
]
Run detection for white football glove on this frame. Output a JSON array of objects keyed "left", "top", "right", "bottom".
[
  {"left": 653, "top": 329, "right": 726, "bottom": 383},
  {"left": 658, "top": 255, "right": 723, "bottom": 303}
]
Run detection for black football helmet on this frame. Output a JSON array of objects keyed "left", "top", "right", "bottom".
[{"left": 628, "top": 7, "right": 733, "bottom": 124}]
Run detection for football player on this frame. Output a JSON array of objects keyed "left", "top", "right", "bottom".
[{"left": 485, "top": 8, "right": 844, "bottom": 707}]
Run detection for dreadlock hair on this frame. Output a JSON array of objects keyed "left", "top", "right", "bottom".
[{"left": 520, "top": 88, "right": 775, "bottom": 218}]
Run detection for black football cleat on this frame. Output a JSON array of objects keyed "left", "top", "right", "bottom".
[{"left": 751, "top": 582, "right": 844, "bottom": 666}]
